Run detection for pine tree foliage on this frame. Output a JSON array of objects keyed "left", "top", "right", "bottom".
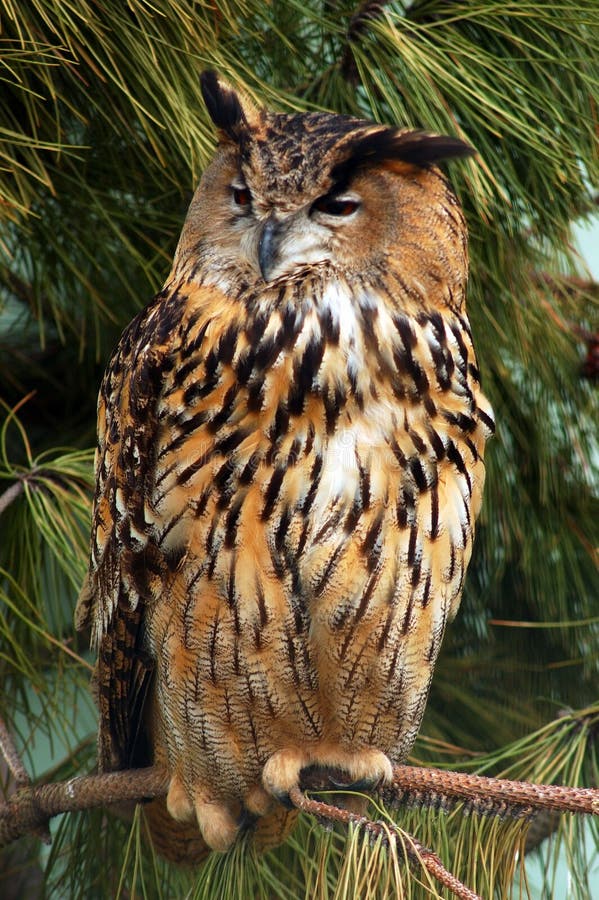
[{"left": 0, "top": 2, "right": 597, "bottom": 897}]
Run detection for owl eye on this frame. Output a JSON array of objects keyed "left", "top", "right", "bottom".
[
  {"left": 232, "top": 186, "right": 252, "bottom": 209},
  {"left": 311, "top": 195, "right": 360, "bottom": 217}
]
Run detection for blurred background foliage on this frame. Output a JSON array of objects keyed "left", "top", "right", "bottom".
[{"left": 0, "top": 1, "right": 597, "bottom": 897}]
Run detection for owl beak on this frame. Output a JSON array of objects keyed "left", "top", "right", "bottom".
[{"left": 258, "top": 217, "right": 283, "bottom": 281}]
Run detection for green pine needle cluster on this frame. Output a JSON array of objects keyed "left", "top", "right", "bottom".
[{"left": 1, "top": 2, "right": 597, "bottom": 897}]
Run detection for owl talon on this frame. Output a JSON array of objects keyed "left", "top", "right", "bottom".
[
  {"left": 194, "top": 798, "right": 240, "bottom": 853},
  {"left": 166, "top": 772, "right": 194, "bottom": 823},
  {"left": 328, "top": 774, "right": 380, "bottom": 792},
  {"left": 273, "top": 791, "right": 298, "bottom": 810},
  {"left": 262, "top": 748, "right": 308, "bottom": 807}
]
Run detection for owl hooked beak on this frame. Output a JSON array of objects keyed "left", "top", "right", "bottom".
[
  {"left": 256, "top": 212, "right": 334, "bottom": 282},
  {"left": 258, "top": 217, "right": 283, "bottom": 281}
]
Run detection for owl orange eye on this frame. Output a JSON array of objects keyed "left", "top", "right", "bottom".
[
  {"left": 232, "top": 186, "right": 251, "bottom": 208},
  {"left": 312, "top": 195, "right": 360, "bottom": 217}
]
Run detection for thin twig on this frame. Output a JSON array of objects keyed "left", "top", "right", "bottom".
[
  {"left": 402, "top": 832, "right": 482, "bottom": 900},
  {"left": 0, "top": 717, "right": 51, "bottom": 843},
  {"left": 341, "top": 1, "right": 392, "bottom": 82},
  {"left": 0, "top": 717, "right": 30, "bottom": 788},
  {"left": 0, "top": 479, "right": 25, "bottom": 518},
  {"left": 288, "top": 786, "right": 482, "bottom": 900}
]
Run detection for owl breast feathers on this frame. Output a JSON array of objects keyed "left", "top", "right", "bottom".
[{"left": 77, "top": 71, "right": 494, "bottom": 861}]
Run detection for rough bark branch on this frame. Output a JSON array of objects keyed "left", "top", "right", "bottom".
[
  {"left": 0, "top": 766, "right": 169, "bottom": 848},
  {"left": 2, "top": 759, "right": 596, "bottom": 850},
  {"left": 0, "top": 718, "right": 30, "bottom": 788},
  {"left": 387, "top": 764, "right": 599, "bottom": 815}
]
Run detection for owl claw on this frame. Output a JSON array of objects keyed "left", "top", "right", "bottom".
[
  {"left": 166, "top": 772, "right": 243, "bottom": 852},
  {"left": 328, "top": 774, "right": 381, "bottom": 792},
  {"left": 194, "top": 799, "right": 240, "bottom": 853},
  {"left": 262, "top": 748, "right": 308, "bottom": 807},
  {"left": 263, "top": 747, "right": 393, "bottom": 810},
  {"left": 273, "top": 791, "right": 297, "bottom": 810}
]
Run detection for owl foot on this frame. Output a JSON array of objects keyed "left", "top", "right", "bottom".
[
  {"left": 244, "top": 783, "right": 274, "bottom": 817},
  {"left": 166, "top": 772, "right": 194, "bottom": 822},
  {"left": 328, "top": 774, "right": 381, "bottom": 792},
  {"left": 194, "top": 799, "right": 241, "bottom": 853},
  {"left": 262, "top": 747, "right": 393, "bottom": 807},
  {"left": 166, "top": 772, "right": 241, "bottom": 852},
  {"left": 262, "top": 747, "right": 307, "bottom": 807},
  {"left": 326, "top": 749, "right": 393, "bottom": 793}
]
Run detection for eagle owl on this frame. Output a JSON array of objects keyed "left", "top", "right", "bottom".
[{"left": 77, "top": 71, "right": 494, "bottom": 862}]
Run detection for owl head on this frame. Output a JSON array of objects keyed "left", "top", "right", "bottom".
[{"left": 173, "top": 71, "right": 473, "bottom": 292}]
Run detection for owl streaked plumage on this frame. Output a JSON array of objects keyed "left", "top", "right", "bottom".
[{"left": 77, "top": 71, "right": 494, "bottom": 861}]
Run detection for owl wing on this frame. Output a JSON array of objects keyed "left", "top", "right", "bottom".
[{"left": 76, "top": 286, "right": 184, "bottom": 771}]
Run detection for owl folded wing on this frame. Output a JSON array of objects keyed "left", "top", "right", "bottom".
[{"left": 76, "top": 291, "right": 181, "bottom": 771}]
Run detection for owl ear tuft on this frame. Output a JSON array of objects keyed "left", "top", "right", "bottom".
[
  {"left": 200, "top": 71, "right": 247, "bottom": 141},
  {"left": 387, "top": 131, "right": 475, "bottom": 166},
  {"left": 332, "top": 128, "right": 474, "bottom": 187}
]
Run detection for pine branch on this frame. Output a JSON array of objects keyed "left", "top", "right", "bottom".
[
  {"left": 0, "top": 717, "right": 50, "bottom": 845},
  {"left": 341, "top": 2, "right": 392, "bottom": 82},
  {"left": 289, "top": 785, "right": 482, "bottom": 900},
  {"left": 2, "top": 742, "right": 596, "bottom": 851},
  {"left": 0, "top": 765, "right": 169, "bottom": 848},
  {"left": 0, "top": 718, "right": 30, "bottom": 789},
  {"left": 385, "top": 765, "right": 599, "bottom": 816}
]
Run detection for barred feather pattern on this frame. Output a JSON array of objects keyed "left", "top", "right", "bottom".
[{"left": 82, "top": 251, "right": 493, "bottom": 853}]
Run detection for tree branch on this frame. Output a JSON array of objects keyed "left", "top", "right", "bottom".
[
  {"left": 0, "top": 766, "right": 169, "bottom": 848},
  {"left": 2, "top": 759, "right": 597, "bottom": 851},
  {"left": 0, "top": 718, "right": 30, "bottom": 788},
  {"left": 1, "top": 746, "right": 597, "bottom": 893},
  {"left": 341, "top": 2, "right": 392, "bottom": 82},
  {"left": 0, "top": 480, "right": 24, "bottom": 519},
  {"left": 385, "top": 765, "right": 599, "bottom": 816}
]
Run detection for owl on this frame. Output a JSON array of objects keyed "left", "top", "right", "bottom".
[{"left": 76, "top": 71, "right": 494, "bottom": 862}]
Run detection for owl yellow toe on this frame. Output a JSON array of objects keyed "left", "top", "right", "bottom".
[
  {"left": 262, "top": 748, "right": 310, "bottom": 802},
  {"left": 194, "top": 799, "right": 241, "bottom": 853},
  {"left": 166, "top": 772, "right": 194, "bottom": 823}
]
